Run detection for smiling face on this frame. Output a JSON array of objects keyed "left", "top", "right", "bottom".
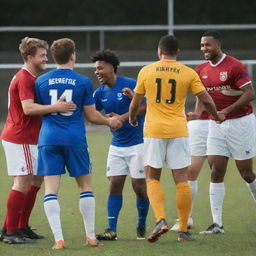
[
  {"left": 94, "top": 60, "right": 116, "bottom": 86},
  {"left": 28, "top": 47, "right": 48, "bottom": 72},
  {"left": 200, "top": 36, "right": 222, "bottom": 64}
]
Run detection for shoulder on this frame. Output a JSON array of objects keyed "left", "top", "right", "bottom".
[
  {"left": 36, "top": 69, "right": 56, "bottom": 84},
  {"left": 118, "top": 76, "right": 136, "bottom": 86}
]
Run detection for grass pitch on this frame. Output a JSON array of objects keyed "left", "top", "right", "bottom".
[{"left": 0, "top": 132, "right": 255, "bottom": 256}]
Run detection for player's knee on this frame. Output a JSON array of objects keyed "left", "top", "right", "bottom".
[{"left": 240, "top": 171, "right": 255, "bottom": 183}]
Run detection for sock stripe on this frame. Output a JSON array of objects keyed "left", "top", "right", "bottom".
[
  {"left": 44, "top": 194, "right": 57, "bottom": 203},
  {"left": 80, "top": 191, "right": 94, "bottom": 199}
]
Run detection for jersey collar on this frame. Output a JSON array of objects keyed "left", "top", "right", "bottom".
[{"left": 209, "top": 54, "right": 226, "bottom": 67}]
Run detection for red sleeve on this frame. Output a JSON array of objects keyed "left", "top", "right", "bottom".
[
  {"left": 232, "top": 61, "right": 251, "bottom": 88},
  {"left": 18, "top": 74, "right": 36, "bottom": 101}
]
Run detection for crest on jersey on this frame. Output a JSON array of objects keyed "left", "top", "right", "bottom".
[
  {"left": 220, "top": 72, "right": 227, "bottom": 81},
  {"left": 117, "top": 92, "right": 123, "bottom": 101}
]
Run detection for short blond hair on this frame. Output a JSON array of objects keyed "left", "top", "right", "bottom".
[{"left": 19, "top": 37, "right": 48, "bottom": 61}]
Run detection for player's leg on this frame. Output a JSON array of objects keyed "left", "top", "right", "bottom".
[
  {"left": 38, "top": 145, "right": 65, "bottom": 249},
  {"left": 43, "top": 175, "right": 63, "bottom": 249},
  {"left": 144, "top": 138, "right": 169, "bottom": 243},
  {"left": 167, "top": 137, "right": 194, "bottom": 241},
  {"left": 96, "top": 145, "right": 127, "bottom": 240},
  {"left": 236, "top": 158, "right": 256, "bottom": 200},
  {"left": 230, "top": 114, "right": 256, "bottom": 201},
  {"left": 1, "top": 141, "right": 35, "bottom": 244},
  {"left": 18, "top": 144, "right": 44, "bottom": 239},
  {"left": 200, "top": 120, "right": 229, "bottom": 234},
  {"left": 75, "top": 173, "right": 103, "bottom": 247},
  {"left": 129, "top": 143, "right": 149, "bottom": 239}
]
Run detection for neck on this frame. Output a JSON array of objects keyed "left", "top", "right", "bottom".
[
  {"left": 211, "top": 51, "right": 224, "bottom": 64},
  {"left": 107, "top": 74, "right": 117, "bottom": 88},
  {"left": 56, "top": 63, "right": 74, "bottom": 70},
  {"left": 160, "top": 55, "right": 176, "bottom": 61},
  {"left": 23, "top": 63, "right": 38, "bottom": 77}
]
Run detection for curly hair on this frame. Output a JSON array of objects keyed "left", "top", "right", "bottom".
[{"left": 91, "top": 49, "right": 120, "bottom": 73}]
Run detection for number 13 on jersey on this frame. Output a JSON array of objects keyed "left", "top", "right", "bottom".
[{"left": 155, "top": 78, "right": 176, "bottom": 104}]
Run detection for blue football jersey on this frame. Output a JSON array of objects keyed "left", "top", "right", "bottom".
[
  {"left": 35, "top": 69, "right": 95, "bottom": 147},
  {"left": 93, "top": 76, "right": 144, "bottom": 147}
]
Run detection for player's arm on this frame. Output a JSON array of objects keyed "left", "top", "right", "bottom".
[
  {"left": 195, "top": 90, "right": 223, "bottom": 122},
  {"left": 83, "top": 104, "right": 123, "bottom": 130},
  {"left": 129, "top": 92, "right": 145, "bottom": 127},
  {"left": 21, "top": 97, "right": 77, "bottom": 116},
  {"left": 218, "top": 84, "right": 255, "bottom": 118},
  {"left": 187, "top": 98, "right": 206, "bottom": 121}
]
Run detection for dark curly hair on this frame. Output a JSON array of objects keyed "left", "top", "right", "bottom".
[{"left": 91, "top": 49, "right": 120, "bottom": 73}]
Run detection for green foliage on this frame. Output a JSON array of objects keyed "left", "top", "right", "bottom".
[{"left": 0, "top": 132, "right": 256, "bottom": 255}]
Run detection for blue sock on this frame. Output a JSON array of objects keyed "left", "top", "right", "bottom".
[
  {"left": 107, "top": 194, "right": 123, "bottom": 232},
  {"left": 136, "top": 198, "right": 149, "bottom": 227}
]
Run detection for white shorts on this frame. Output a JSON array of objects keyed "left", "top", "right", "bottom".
[
  {"left": 106, "top": 143, "right": 145, "bottom": 179},
  {"left": 207, "top": 114, "right": 256, "bottom": 160},
  {"left": 144, "top": 137, "right": 191, "bottom": 170},
  {"left": 2, "top": 140, "right": 38, "bottom": 176},
  {"left": 188, "top": 119, "right": 209, "bottom": 156}
]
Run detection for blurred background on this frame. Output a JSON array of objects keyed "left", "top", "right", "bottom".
[{"left": 1, "top": 0, "right": 256, "bottom": 128}]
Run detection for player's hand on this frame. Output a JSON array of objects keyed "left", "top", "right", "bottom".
[
  {"left": 129, "top": 117, "right": 138, "bottom": 127},
  {"left": 109, "top": 116, "right": 123, "bottom": 130},
  {"left": 215, "top": 111, "right": 226, "bottom": 123},
  {"left": 56, "top": 96, "right": 77, "bottom": 113},
  {"left": 186, "top": 111, "right": 199, "bottom": 121},
  {"left": 122, "top": 88, "right": 134, "bottom": 99}
]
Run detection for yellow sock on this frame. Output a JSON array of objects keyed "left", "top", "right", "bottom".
[
  {"left": 147, "top": 180, "right": 166, "bottom": 222},
  {"left": 176, "top": 182, "right": 192, "bottom": 232}
]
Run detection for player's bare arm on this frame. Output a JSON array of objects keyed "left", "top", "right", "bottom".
[
  {"left": 186, "top": 98, "right": 206, "bottom": 121},
  {"left": 196, "top": 90, "right": 223, "bottom": 122},
  {"left": 83, "top": 104, "right": 123, "bottom": 130},
  {"left": 218, "top": 84, "right": 255, "bottom": 116},
  {"left": 129, "top": 92, "right": 144, "bottom": 127},
  {"left": 21, "top": 98, "right": 77, "bottom": 116}
]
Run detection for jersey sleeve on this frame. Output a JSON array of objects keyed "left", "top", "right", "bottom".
[
  {"left": 93, "top": 89, "right": 103, "bottom": 111},
  {"left": 232, "top": 61, "right": 252, "bottom": 88},
  {"left": 34, "top": 79, "right": 42, "bottom": 104},
  {"left": 83, "top": 78, "right": 95, "bottom": 106},
  {"left": 18, "top": 74, "right": 35, "bottom": 101},
  {"left": 190, "top": 70, "right": 205, "bottom": 95},
  {"left": 134, "top": 68, "right": 146, "bottom": 95}
]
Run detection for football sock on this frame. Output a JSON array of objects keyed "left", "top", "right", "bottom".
[
  {"left": 146, "top": 180, "right": 166, "bottom": 222},
  {"left": 19, "top": 185, "right": 40, "bottom": 229},
  {"left": 247, "top": 179, "right": 256, "bottom": 201},
  {"left": 176, "top": 182, "right": 192, "bottom": 232},
  {"left": 6, "top": 189, "right": 25, "bottom": 233},
  {"left": 188, "top": 180, "right": 198, "bottom": 217},
  {"left": 107, "top": 194, "right": 123, "bottom": 232},
  {"left": 79, "top": 191, "right": 96, "bottom": 240},
  {"left": 44, "top": 194, "right": 64, "bottom": 242},
  {"left": 136, "top": 198, "right": 149, "bottom": 227},
  {"left": 209, "top": 182, "right": 225, "bottom": 227}
]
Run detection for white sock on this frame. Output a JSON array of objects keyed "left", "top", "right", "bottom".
[
  {"left": 79, "top": 191, "right": 96, "bottom": 240},
  {"left": 209, "top": 182, "right": 225, "bottom": 227},
  {"left": 247, "top": 179, "right": 256, "bottom": 201},
  {"left": 44, "top": 194, "right": 64, "bottom": 242},
  {"left": 188, "top": 180, "right": 198, "bottom": 218}
]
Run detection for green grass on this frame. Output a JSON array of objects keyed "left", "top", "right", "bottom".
[{"left": 0, "top": 132, "right": 256, "bottom": 256}]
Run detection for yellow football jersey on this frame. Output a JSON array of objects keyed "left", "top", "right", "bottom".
[{"left": 135, "top": 60, "right": 205, "bottom": 138}]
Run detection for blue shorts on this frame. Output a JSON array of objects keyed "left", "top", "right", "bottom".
[{"left": 37, "top": 145, "right": 92, "bottom": 177}]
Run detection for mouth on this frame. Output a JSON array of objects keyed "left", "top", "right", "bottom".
[
  {"left": 203, "top": 52, "right": 211, "bottom": 59},
  {"left": 96, "top": 75, "right": 105, "bottom": 83}
]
